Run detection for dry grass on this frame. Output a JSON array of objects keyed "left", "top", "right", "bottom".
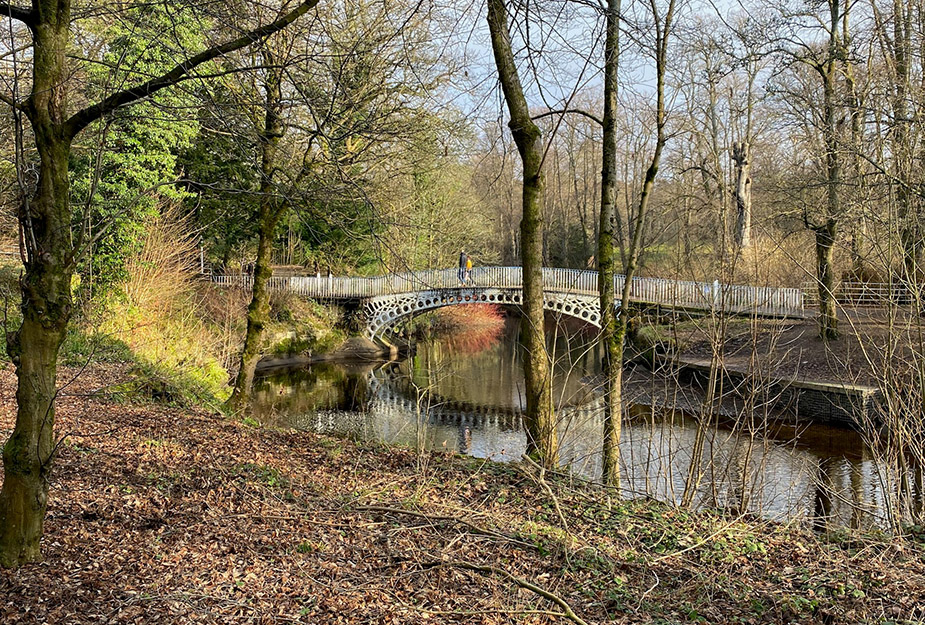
[{"left": 99, "top": 205, "right": 230, "bottom": 402}]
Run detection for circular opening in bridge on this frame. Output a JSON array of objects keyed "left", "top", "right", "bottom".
[
  {"left": 565, "top": 305, "right": 573, "bottom": 313},
  {"left": 590, "top": 315, "right": 599, "bottom": 323},
  {"left": 464, "top": 295, "right": 471, "bottom": 302},
  {"left": 513, "top": 296, "right": 521, "bottom": 304},
  {"left": 402, "top": 305, "right": 410, "bottom": 313},
  {"left": 581, "top": 311, "right": 589, "bottom": 319},
  {"left": 488, "top": 295, "right": 495, "bottom": 302}
]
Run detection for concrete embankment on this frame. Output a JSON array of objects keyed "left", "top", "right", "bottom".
[{"left": 670, "top": 357, "right": 881, "bottom": 427}]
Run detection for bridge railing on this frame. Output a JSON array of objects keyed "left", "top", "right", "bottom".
[{"left": 209, "top": 267, "right": 804, "bottom": 317}]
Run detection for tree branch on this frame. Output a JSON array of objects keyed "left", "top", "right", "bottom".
[
  {"left": 0, "top": 3, "right": 35, "bottom": 27},
  {"left": 442, "top": 560, "right": 590, "bottom": 625},
  {"left": 64, "top": 0, "right": 321, "bottom": 138},
  {"left": 531, "top": 108, "right": 603, "bottom": 127}
]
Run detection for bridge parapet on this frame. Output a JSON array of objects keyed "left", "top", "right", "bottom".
[{"left": 210, "top": 266, "right": 805, "bottom": 336}]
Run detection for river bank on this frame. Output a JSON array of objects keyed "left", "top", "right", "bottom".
[{"left": 2, "top": 364, "right": 923, "bottom": 624}]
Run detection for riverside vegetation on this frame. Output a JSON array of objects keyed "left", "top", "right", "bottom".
[{"left": 2, "top": 243, "right": 925, "bottom": 622}]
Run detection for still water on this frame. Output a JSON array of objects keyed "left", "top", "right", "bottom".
[{"left": 252, "top": 318, "right": 893, "bottom": 529}]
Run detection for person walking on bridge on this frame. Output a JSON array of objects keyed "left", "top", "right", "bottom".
[
  {"left": 458, "top": 249, "right": 468, "bottom": 285},
  {"left": 465, "top": 255, "right": 473, "bottom": 285}
]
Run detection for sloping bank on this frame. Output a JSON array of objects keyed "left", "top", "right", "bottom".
[{"left": 1, "top": 365, "right": 923, "bottom": 624}]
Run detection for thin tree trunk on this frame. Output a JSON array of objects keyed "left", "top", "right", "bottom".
[
  {"left": 228, "top": 64, "right": 286, "bottom": 411},
  {"left": 815, "top": 220, "right": 840, "bottom": 340},
  {"left": 599, "top": 0, "right": 622, "bottom": 489},
  {"left": 814, "top": 0, "right": 843, "bottom": 341},
  {"left": 486, "top": 0, "right": 558, "bottom": 468},
  {"left": 601, "top": 0, "right": 673, "bottom": 487}
]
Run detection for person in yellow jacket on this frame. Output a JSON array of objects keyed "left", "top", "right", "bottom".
[{"left": 465, "top": 256, "right": 473, "bottom": 284}]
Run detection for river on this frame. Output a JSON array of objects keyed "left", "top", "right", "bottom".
[{"left": 251, "top": 317, "right": 897, "bottom": 530}]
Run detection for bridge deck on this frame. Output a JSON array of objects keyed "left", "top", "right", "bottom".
[{"left": 211, "top": 266, "right": 804, "bottom": 318}]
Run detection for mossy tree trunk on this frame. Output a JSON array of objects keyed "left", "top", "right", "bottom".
[
  {"left": 814, "top": 220, "right": 839, "bottom": 340},
  {"left": 486, "top": 0, "right": 558, "bottom": 468},
  {"left": 228, "top": 62, "right": 286, "bottom": 412},
  {"left": 601, "top": 0, "right": 673, "bottom": 488},
  {"left": 0, "top": 5, "right": 74, "bottom": 564},
  {"left": 0, "top": 0, "right": 321, "bottom": 568},
  {"left": 805, "top": 0, "right": 847, "bottom": 342}
]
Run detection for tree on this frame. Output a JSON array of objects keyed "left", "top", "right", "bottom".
[
  {"left": 226, "top": 0, "right": 447, "bottom": 408},
  {"left": 0, "top": 0, "right": 322, "bottom": 568},
  {"left": 601, "top": 0, "right": 676, "bottom": 488},
  {"left": 772, "top": 0, "right": 857, "bottom": 340},
  {"left": 486, "top": 0, "right": 558, "bottom": 468},
  {"left": 598, "top": 0, "right": 623, "bottom": 487}
]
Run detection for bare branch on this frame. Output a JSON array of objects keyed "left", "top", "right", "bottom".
[
  {"left": 531, "top": 108, "right": 603, "bottom": 126},
  {"left": 0, "top": 3, "right": 34, "bottom": 28}
]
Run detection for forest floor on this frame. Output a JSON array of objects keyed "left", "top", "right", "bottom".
[
  {"left": 676, "top": 309, "right": 925, "bottom": 387},
  {"left": 2, "top": 364, "right": 925, "bottom": 624}
]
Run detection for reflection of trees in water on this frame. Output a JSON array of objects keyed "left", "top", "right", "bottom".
[
  {"left": 249, "top": 337, "right": 896, "bottom": 529},
  {"left": 251, "top": 362, "right": 374, "bottom": 421},
  {"left": 403, "top": 317, "right": 602, "bottom": 410}
]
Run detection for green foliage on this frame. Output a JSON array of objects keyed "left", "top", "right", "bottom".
[
  {"left": 178, "top": 86, "right": 259, "bottom": 271},
  {"left": 110, "top": 355, "right": 228, "bottom": 409},
  {"left": 59, "top": 329, "right": 133, "bottom": 366},
  {"left": 70, "top": 1, "right": 205, "bottom": 295}
]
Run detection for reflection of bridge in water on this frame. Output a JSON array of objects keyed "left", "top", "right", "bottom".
[
  {"left": 253, "top": 364, "right": 887, "bottom": 529},
  {"left": 367, "top": 374, "right": 605, "bottom": 432},
  {"left": 213, "top": 266, "right": 805, "bottom": 337}
]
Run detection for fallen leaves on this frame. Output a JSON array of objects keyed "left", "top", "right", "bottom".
[{"left": 0, "top": 364, "right": 923, "bottom": 624}]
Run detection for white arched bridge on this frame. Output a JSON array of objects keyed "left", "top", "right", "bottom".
[{"left": 211, "top": 266, "right": 804, "bottom": 338}]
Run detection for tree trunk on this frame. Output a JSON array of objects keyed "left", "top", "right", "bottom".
[
  {"left": 815, "top": 221, "right": 839, "bottom": 340},
  {"left": 599, "top": 0, "right": 622, "bottom": 489},
  {"left": 0, "top": 1, "right": 75, "bottom": 568},
  {"left": 228, "top": 64, "right": 285, "bottom": 411},
  {"left": 732, "top": 141, "right": 752, "bottom": 250},
  {"left": 815, "top": 0, "right": 842, "bottom": 341},
  {"left": 486, "top": 0, "right": 558, "bottom": 468}
]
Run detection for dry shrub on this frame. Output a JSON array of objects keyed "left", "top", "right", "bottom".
[
  {"left": 731, "top": 232, "right": 817, "bottom": 287},
  {"left": 122, "top": 205, "right": 199, "bottom": 313},
  {"left": 103, "top": 205, "right": 229, "bottom": 403},
  {"left": 199, "top": 281, "right": 251, "bottom": 371}
]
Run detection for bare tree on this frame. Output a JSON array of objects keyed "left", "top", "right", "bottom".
[{"left": 486, "top": 0, "right": 558, "bottom": 468}]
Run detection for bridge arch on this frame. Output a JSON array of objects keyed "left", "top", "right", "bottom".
[{"left": 364, "top": 287, "right": 602, "bottom": 338}]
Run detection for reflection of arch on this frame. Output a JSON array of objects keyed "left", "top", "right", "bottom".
[
  {"left": 368, "top": 374, "right": 604, "bottom": 431},
  {"left": 364, "top": 288, "right": 602, "bottom": 338}
]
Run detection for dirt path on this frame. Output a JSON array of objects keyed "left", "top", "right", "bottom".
[{"left": 674, "top": 309, "right": 925, "bottom": 387}]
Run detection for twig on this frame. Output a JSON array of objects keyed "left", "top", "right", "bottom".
[
  {"left": 354, "top": 504, "right": 537, "bottom": 551},
  {"left": 521, "top": 453, "right": 570, "bottom": 533},
  {"left": 636, "top": 571, "right": 660, "bottom": 613},
  {"left": 440, "top": 559, "right": 591, "bottom": 625}
]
